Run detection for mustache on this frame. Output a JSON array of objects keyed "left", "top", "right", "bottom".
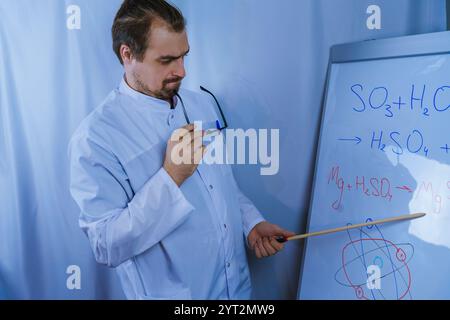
[{"left": 163, "top": 77, "right": 183, "bottom": 85}]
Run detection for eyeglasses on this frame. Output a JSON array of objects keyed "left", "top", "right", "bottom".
[{"left": 176, "top": 86, "right": 228, "bottom": 131}]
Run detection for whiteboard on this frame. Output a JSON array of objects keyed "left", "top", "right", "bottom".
[{"left": 298, "top": 31, "right": 450, "bottom": 300}]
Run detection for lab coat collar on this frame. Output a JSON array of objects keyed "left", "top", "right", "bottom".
[{"left": 118, "top": 76, "right": 178, "bottom": 110}]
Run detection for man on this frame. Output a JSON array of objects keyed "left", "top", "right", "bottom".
[{"left": 69, "top": 0, "right": 294, "bottom": 299}]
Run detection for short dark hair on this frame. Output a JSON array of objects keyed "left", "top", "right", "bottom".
[{"left": 112, "top": 0, "right": 186, "bottom": 65}]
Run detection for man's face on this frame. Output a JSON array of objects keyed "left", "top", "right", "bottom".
[{"left": 125, "top": 19, "right": 189, "bottom": 102}]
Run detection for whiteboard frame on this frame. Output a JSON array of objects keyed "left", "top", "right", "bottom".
[{"left": 297, "top": 30, "right": 450, "bottom": 299}]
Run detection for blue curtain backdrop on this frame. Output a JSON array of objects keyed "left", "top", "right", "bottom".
[{"left": 0, "top": 0, "right": 446, "bottom": 299}]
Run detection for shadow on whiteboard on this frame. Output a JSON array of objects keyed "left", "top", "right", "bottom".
[{"left": 385, "top": 147, "right": 450, "bottom": 248}]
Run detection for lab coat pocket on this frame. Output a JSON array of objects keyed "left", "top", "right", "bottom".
[
  {"left": 117, "top": 259, "right": 145, "bottom": 300},
  {"left": 138, "top": 287, "right": 192, "bottom": 300},
  {"left": 119, "top": 259, "right": 192, "bottom": 300}
]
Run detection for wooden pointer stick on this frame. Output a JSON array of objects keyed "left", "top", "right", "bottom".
[{"left": 276, "top": 212, "right": 426, "bottom": 243}]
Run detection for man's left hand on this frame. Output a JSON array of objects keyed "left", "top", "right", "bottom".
[{"left": 247, "top": 221, "right": 295, "bottom": 259}]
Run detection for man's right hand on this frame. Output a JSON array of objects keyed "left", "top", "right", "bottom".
[{"left": 163, "top": 124, "right": 206, "bottom": 187}]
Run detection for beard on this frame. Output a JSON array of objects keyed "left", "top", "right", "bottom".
[
  {"left": 134, "top": 72, "right": 182, "bottom": 102},
  {"left": 160, "top": 78, "right": 182, "bottom": 100}
]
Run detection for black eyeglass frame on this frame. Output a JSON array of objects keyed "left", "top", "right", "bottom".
[{"left": 176, "top": 86, "right": 228, "bottom": 130}]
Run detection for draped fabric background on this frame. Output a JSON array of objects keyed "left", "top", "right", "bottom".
[{"left": 0, "top": 0, "right": 446, "bottom": 299}]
